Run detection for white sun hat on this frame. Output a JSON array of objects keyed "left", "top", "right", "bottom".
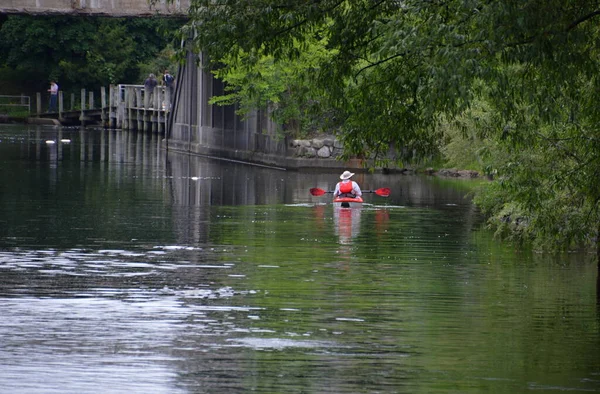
[{"left": 340, "top": 170, "right": 355, "bottom": 180}]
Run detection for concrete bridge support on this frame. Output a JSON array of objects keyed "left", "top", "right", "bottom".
[{"left": 166, "top": 51, "right": 289, "bottom": 168}]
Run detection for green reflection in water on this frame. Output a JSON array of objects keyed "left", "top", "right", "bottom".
[
  {"left": 1, "top": 124, "right": 599, "bottom": 393},
  {"left": 187, "top": 203, "right": 600, "bottom": 393}
]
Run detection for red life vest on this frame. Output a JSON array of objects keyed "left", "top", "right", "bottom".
[{"left": 339, "top": 181, "right": 353, "bottom": 194}]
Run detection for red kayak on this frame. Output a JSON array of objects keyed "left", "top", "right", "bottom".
[
  {"left": 309, "top": 187, "right": 389, "bottom": 207},
  {"left": 333, "top": 196, "right": 364, "bottom": 203},
  {"left": 333, "top": 196, "right": 363, "bottom": 207}
]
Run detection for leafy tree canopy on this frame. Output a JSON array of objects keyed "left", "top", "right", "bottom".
[
  {"left": 0, "top": 15, "right": 183, "bottom": 93},
  {"left": 175, "top": 0, "right": 600, "bottom": 251},
  {"left": 209, "top": 35, "right": 335, "bottom": 138}
]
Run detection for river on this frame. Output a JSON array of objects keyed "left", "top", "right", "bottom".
[{"left": 0, "top": 123, "right": 598, "bottom": 393}]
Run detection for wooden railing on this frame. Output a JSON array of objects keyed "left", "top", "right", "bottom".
[
  {"left": 34, "top": 85, "right": 173, "bottom": 132},
  {"left": 109, "top": 84, "right": 174, "bottom": 132},
  {"left": 0, "top": 94, "right": 31, "bottom": 114}
]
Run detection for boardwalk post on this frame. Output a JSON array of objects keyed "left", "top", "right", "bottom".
[
  {"left": 154, "top": 86, "right": 159, "bottom": 110},
  {"left": 108, "top": 85, "right": 115, "bottom": 128},
  {"left": 128, "top": 86, "right": 135, "bottom": 130},
  {"left": 101, "top": 86, "right": 107, "bottom": 127},
  {"left": 116, "top": 86, "right": 124, "bottom": 129},
  {"left": 136, "top": 87, "right": 143, "bottom": 130},
  {"left": 58, "top": 91, "right": 63, "bottom": 121},
  {"left": 144, "top": 86, "right": 149, "bottom": 109},
  {"left": 155, "top": 88, "right": 162, "bottom": 133},
  {"left": 164, "top": 87, "right": 170, "bottom": 137},
  {"left": 122, "top": 87, "right": 129, "bottom": 130},
  {"left": 19, "top": 94, "right": 29, "bottom": 114},
  {"left": 143, "top": 87, "right": 150, "bottom": 132},
  {"left": 165, "top": 87, "right": 171, "bottom": 111},
  {"left": 88, "top": 91, "right": 94, "bottom": 110},
  {"left": 80, "top": 88, "right": 86, "bottom": 126},
  {"left": 36, "top": 92, "right": 41, "bottom": 116}
]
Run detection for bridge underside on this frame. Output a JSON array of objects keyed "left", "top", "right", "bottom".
[{"left": 0, "top": 0, "right": 188, "bottom": 17}]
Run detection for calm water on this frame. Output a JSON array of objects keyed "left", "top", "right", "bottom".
[{"left": 0, "top": 124, "right": 598, "bottom": 393}]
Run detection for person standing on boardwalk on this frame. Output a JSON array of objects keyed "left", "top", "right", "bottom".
[
  {"left": 144, "top": 73, "right": 158, "bottom": 108},
  {"left": 162, "top": 69, "right": 175, "bottom": 99},
  {"left": 47, "top": 80, "right": 58, "bottom": 112}
]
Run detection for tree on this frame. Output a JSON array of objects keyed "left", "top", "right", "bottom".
[
  {"left": 209, "top": 36, "right": 335, "bottom": 138},
  {"left": 173, "top": 0, "right": 600, "bottom": 254},
  {"left": 59, "top": 21, "right": 136, "bottom": 86},
  {"left": 0, "top": 15, "right": 182, "bottom": 93}
]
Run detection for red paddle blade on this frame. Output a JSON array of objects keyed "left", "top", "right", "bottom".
[
  {"left": 375, "top": 188, "right": 391, "bottom": 197},
  {"left": 310, "top": 188, "right": 327, "bottom": 196}
]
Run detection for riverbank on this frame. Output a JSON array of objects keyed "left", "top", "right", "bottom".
[
  {"left": 1, "top": 117, "right": 484, "bottom": 178},
  {"left": 286, "top": 134, "right": 484, "bottom": 178}
]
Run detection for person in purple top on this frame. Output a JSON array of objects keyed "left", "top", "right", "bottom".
[{"left": 144, "top": 73, "right": 158, "bottom": 108}]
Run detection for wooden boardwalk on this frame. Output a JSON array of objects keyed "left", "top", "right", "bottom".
[{"left": 33, "top": 85, "right": 172, "bottom": 133}]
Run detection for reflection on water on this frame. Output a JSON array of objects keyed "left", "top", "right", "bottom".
[
  {"left": 0, "top": 124, "right": 599, "bottom": 393},
  {"left": 333, "top": 205, "right": 362, "bottom": 245}
]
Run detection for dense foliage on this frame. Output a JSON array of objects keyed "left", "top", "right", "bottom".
[
  {"left": 172, "top": 0, "right": 600, "bottom": 251},
  {"left": 0, "top": 15, "right": 182, "bottom": 95},
  {"left": 209, "top": 36, "right": 335, "bottom": 138}
]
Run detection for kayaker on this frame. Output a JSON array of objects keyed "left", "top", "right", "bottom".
[{"left": 334, "top": 171, "right": 362, "bottom": 198}]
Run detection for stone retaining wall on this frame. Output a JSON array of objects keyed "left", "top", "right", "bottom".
[
  {"left": 425, "top": 168, "right": 481, "bottom": 178},
  {"left": 288, "top": 137, "right": 482, "bottom": 178},
  {"left": 289, "top": 136, "right": 343, "bottom": 159}
]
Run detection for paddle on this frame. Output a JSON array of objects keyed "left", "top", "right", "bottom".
[{"left": 310, "top": 187, "right": 391, "bottom": 197}]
